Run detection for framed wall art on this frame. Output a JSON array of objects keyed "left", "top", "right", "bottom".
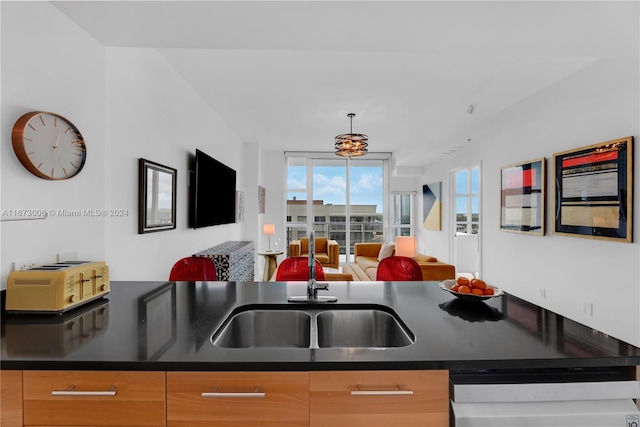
[
  {"left": 423, "top": 182, "right": 442, "bottom": 230},
  {"left": 236, "top": 191, "right": 245, "bottom": 222},
  {"left": 553, "top": 136, "right": 633, "bottom": 242},
  {"left": 500, "top": 158, "right": 546, "bottom": 235},
  {"left": 258, "top": 185, "right": 266, "bottom": 214},
  {"left": 138, "top": 158, "right": 177, "bottom": 234}
]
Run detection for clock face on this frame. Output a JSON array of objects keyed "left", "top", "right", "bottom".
[{"left": 12, "top": 111, "right": 87, "bottom": 180}]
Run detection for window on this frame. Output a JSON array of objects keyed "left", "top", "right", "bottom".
[
  {"left": 390, "top": 192, "right": 415, "bottom": 238},
  {"left": 285, "top": 154, "right": 389, "bottom": 263},
  {"left": 455, "top": 168, "right": 479, "bottom": 234}
]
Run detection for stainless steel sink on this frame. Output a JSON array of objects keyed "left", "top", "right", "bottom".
[
  {"left": 212, "top": 309, "right": 311, "bottom": 348},
  {"left": 211, "top": 304, "right": 414, "bottom": 349},
  {"left": 316, "top": 309, "right": 414, "bottom": 348}
]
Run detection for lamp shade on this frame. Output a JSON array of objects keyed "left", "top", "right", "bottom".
[
  {"left": 395, "top": 236, "right": 417, "bottom": 258},
  {"left": 263, "top": 224, "right": 275, "bottom": 235}
]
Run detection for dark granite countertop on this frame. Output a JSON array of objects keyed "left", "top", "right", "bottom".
[{"left": 2, "top": 280, "right": 640, "bottom": 372}]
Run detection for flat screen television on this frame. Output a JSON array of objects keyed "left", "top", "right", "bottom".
[{"left": 190, "top": 149, "right": 236, "bottom": 228}]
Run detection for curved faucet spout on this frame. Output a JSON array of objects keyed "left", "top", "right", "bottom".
[
  {"left": 308, "top": 230, "right": 316, "bottom": 284},
  {"left": 288, "top": 229, "right": 336, "bottom": 303}
]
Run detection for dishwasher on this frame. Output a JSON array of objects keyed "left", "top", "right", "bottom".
[{"left": 450, "top": 368, "right": 640, "bottom": 427}]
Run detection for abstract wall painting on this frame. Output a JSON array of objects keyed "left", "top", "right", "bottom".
[
  {"left": 553, "top": 136, "right": 633, "bottom": 242},
  {"left": 500, "top": 158, "right": 546, "bottom": 235},
  {"left": 423, "top": 182, "right": 442, "bottom": 231}
]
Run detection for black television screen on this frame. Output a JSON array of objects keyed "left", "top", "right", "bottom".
[{"left": 191, "top": 149, "right": 236, "bottom": 228}]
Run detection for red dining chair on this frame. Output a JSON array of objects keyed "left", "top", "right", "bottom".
[
  {"left": 275, "top": 257, "right": 325, "bottom": 281},
  {"left": 376, "top": 256, "right": 423, "bottom": 281},
  {"left": 169, "top": 256, "right": 218, "bottom": 281}
]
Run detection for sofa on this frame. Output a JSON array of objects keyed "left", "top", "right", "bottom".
[
  {"left": 341, "top": 242, "right": 455, "bottom": 281},
  {"left": 288, "top": 237, "right": 340, "bottom": 269}
]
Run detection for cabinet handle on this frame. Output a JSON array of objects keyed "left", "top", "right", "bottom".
[
  {"left": 350, "top": 385, "right": 413, "bottom": 396},
  {"left": 51, "top": 385, "right": 117, "bottom": 396},
  {"left": 202, "top": 386, "right": 265, "bottom": 399}
]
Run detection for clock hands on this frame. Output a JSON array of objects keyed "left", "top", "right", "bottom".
[
  {"left": 53, "top": 131, "right": 62, "bottom": 149},
  {"left": 52, "top": 131, "right": 64, "bottom": 178}
]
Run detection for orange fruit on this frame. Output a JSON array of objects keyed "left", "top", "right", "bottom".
[
  {"left": 470, "top": 278, "right": 486, "bottom": 290},
  {"left": 451, "top": 284, "right": 460, "bottom": 292},
  {"left": 457, "top": 277, "right": 470, "bottom": 286},
  {"left": 483, "top": 288, "right": 495, "bottom": 296},
  {"left": 471, "top": 288, "right": 484, "bottom": 296},
  {"left": 457, "top": 285, "right": 471, "bottom": 294}
]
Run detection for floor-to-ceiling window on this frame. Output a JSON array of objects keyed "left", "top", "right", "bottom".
[{"left": 285, "top": 153, "right": 388, "bottom": 264}]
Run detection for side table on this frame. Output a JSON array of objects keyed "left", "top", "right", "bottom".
[{"left": 258, "top": 250, "right": 284, "bottom": 281}]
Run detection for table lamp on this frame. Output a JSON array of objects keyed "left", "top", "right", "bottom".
[
  {"left": 395, "top": 236, "right": 417, "bottom": 258},
  {"left": 263, "top": 223, "right": 275, "bottom": 251}
]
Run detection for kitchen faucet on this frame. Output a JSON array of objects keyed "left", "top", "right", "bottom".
[{"left": 288, "top": 229, "right": 337, "bottom": 303}]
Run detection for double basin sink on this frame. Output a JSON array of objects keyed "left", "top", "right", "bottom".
[{"left": 211, "top": 304, "right": 414, "bottom": 349}]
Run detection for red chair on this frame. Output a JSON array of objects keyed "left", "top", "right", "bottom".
[
  {"left": 376, "top": 256, "right": 423, "bottom": 281},
  {"left": 169, "top": 256, "right": 218, "bottom": 281},
  {"left": 275, "top": 257, "right": 325, "bottom": 281}
]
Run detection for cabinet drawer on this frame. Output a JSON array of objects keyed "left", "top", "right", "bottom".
[
  {"left": 167, "top": 371, "right": 309, "bottom": 427},
  {"left": 310, "top": 370, "right": 449, "bottom": 427},
  {"left": 23, "top": 370, "right": 165, "bottom": 426}
]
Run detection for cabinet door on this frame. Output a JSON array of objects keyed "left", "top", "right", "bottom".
[
  {"left": 167, "top": 371, "right": 309, "bottom": 427},
  {"left": 310, "top": 370, "right": 448, "bottom": 427},
  {"left": 1, "top": 370, "right": 23, "bottom": 427},
  {"left": 23, "top": 370, "right": 166, "bottom": 426}
]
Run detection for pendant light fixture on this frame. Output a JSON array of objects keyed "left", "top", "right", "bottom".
[{"left": 335, "top": 113, "right": 368, "bottom": 157}]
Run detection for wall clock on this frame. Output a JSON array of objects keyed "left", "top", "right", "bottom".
[{"left": 11, "top": 111, "right": 87, "bottom": 180}]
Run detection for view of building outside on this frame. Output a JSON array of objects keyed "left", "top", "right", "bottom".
[
  {"left": 285, "top": 156, "right": 385, "bottom": 261},
  {"left": 456, "top": 167, "right": 480, "bottom": 234},
  {"left": 287, "top": 198, "right": 383, "bottom": 255}
]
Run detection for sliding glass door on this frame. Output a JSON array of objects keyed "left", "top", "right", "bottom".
[
  {"left": 286, "top": 154, "right": 387, "bottom": 265},
  {"left": 451, "top": 165, "right": 481, "bottom": 278},
  {"left": 312, "top": 159, "right": 347, "bottom": 247}
]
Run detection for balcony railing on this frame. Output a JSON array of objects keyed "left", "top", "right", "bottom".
[{"left": 286, "top": 221, "right": 384, "bottom": 256}]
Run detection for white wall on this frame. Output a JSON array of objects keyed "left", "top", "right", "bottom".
[
  {"left": 243, "top": 142, "right": 264, "bottom": 277},
  {"left": 105, "top": 47, "right": 245, "bottom": 281},
  {"left": 258, "top": 150, "right": 288, "bottom": 276},
  {"left": 1, "top": 2, "right": 246, "bottom": 285},
  {"left": 1, "top": 1, "right": 106, "bottom": 286},
  {"left": 418, "top": 57, "right": 640, "bottom": 346}
]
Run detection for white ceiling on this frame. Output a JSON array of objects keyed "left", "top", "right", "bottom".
[{"left": 52, "top": 1, "right": 638, "bottom": 168}]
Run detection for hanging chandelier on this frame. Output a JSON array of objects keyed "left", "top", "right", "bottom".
[{"left": 335, "top": 113, "right": 368, "bottom": 157}]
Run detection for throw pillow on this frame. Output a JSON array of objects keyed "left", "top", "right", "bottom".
[{"left": 378, "top": 242, "right": 395, "bottom": 261}]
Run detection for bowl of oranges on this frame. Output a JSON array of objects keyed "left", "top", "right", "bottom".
[{"left": 439, "top": 277, "right": 504, "bottom": 302}]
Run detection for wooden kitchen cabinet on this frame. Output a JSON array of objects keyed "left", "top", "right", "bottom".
[
  {"left": 1, "top": 370, "right": 23, "bottom": 427},
  {"left": 167, "top": 371, "right": 309, "bottom": 427},
  {"left": 310, "top": 370, "right": 449, "bottom": 427},
  {"left": 12, "top": 369, "right": 448, "bottom": 427},
  {"left": 22, "top": 370, "right": 166, "bottom": 426}
]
